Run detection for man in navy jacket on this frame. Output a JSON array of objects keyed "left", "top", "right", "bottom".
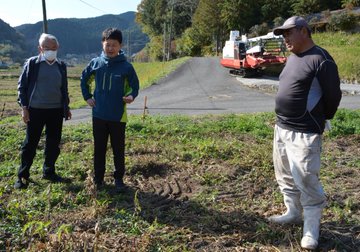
[{"left": 81, "top": 28, "right": 139, "bottom": 192}]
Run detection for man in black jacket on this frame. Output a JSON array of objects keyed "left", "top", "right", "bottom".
[
  {"left": 267, "top": 16, "right": 342, "bottom": 250},
  {"left": 16, "top": 33, "right": 71, "bottom": 189}
]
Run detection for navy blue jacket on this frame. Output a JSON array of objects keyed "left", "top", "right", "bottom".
[
  {"left": 17, "top": 55, "right": 70, "bottom": 120},
  {"left": 80, "top": 51, "right": 139, "bottom": 122}
]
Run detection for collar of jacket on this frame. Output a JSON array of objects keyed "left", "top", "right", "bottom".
[{"left": 101, "top": 50, "right": 126, "bottom": 63}]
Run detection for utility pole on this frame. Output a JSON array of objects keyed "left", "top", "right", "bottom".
[
  {"left": 163, "top": 22, "right": 167, "bottom": 62},
  {"left": 42, "top": 0, "right": 48, "bottom": 33},
  {"left": 167, "top": 0, "right": 174, "bottom": 61}
]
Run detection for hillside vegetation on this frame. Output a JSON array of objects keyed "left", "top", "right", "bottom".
[
  {"left": 136, "top": 0, "right": 360, "bottom": 61},
  {"left": 313, "top": 32, "right": 360, "bottom": 83}
]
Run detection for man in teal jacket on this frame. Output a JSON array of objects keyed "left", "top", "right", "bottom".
[{"left": 80, "top": 28, "right": 139, "bottom": 192}]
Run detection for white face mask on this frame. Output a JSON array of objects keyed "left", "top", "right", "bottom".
[{"left": 43, "top": 50, "right": 57, "bottom": 61}]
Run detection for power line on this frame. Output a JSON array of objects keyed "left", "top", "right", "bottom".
[{"left": 78, "top": 0, "right": 107, "bottom": 14}]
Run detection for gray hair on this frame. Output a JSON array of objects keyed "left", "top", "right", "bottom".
[{"left": 38, "top": 33, "right": 59, "bottom": 47}]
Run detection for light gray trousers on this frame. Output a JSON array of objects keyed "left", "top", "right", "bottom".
[{"left": 273, "top": 125, "right": 326, "bottom": 209}]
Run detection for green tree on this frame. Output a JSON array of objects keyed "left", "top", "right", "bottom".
[
  {"left": 166, "top": 0, "right": 199, "bottom": 59},
  {"left": 136, "top": 0, "right": 198, "bottom": 60},
  {"left": 261, "top": 0, "right": 295, "bottom": 24},
  {"left": 292, "top": 0, "right": 322, "bottom": 15},
  {"left": 321, "top": 0, "right": 342, "bottom": 10},
  {"left": 168, "top": 0, "right": 199, "bottom": 39},
  {"left": 176, "top": 27, "right": 203, "bottom": 56},
  {"left": 191, "top": 0, "right": 223, "bottom": 55},
  {"left": 136, "top": 0, "right": 168, "bottom": 37},
  {"left": 220, "top": 0, "right": 260, "bottom": 32},
  {"left": 292, "top": 0, "right": 342, "bottom": 16},
  {"left": 147, "top": 35, "right": 165, "bottom": 61}
]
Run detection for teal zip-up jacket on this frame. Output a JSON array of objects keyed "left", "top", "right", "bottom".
[{"left": 80, "top": 51, "right": 139, "bottom": 122}]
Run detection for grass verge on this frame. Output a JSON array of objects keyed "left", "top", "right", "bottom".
[{"left": 313, "top": 32, "right": 360, "bottom": 83}]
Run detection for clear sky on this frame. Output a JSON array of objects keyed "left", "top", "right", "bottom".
[{"left": 0, "top": 0, "right": 142, "bottom": 27}]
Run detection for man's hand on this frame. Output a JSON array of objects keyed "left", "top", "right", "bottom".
[
  {"left": 86, "top": 98, "right": 96, "bottom": 107},
  {"left": 67, "top": 110, "right": 72, "bottom": 120},
  {"left": 123, "top": 95, "right": 134, "bottom": 104},
  {"left": 22, "top": 107, "right": 30, "bottom": 124}
]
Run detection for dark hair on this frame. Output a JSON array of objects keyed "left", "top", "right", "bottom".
[{"left": 102, "top": 28, "right": 122, "bottom": 44}]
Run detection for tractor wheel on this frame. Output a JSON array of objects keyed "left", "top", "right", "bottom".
[
  {"left": 229, "top": 69, "right": 246, "bottom": 77},
  {"left": 230, "top": 68, "right": 261, "bottom": 78}
]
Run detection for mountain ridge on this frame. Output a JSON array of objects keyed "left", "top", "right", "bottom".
[{"left": 0, "top": 11, "right": 148, "bottom": 64}]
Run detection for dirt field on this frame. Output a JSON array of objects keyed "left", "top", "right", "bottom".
[{"left": 35, "top": 135, "right": 360, "bottom": 251}]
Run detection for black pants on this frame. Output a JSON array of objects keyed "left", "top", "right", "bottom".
[
  {"left": 92, "top": 117, "right": 126, "bottom": 183},
  {"left": 18, "top": 108, "right": 63, "bottom": 179}
]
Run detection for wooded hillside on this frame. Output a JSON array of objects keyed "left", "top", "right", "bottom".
[
  {"left": 136, "top": 0, "right": 360, "bottom": 60},
  {"left": 0, "top": 12, "right": 148, "bottom": 64}
]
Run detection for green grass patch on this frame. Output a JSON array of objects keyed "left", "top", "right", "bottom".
[
  {"left": 328, "top": 108, "right": 360, "bottom": 136},
  {"left": 313, "top": 32, "right": 360, "bottom": 82},
  {"left": 1, "top": 110, "right": 359, "bottom": 250},
  {"left": 133, "top": 57, "right": 190, "bottom": 89}
]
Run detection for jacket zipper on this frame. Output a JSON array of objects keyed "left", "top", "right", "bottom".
[
  {"left": 102, "top": 73, "right": 106, "bottom": 90},
  {"left": 109, "top": 73, "right": 112, "bottom": 90},
  {"left": 28, "top": 81, "right": 37, "bottom": 107}
]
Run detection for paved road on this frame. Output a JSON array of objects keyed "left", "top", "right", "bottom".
[
  {"left": 67, "top": 57, "right": 360, "bottom": 125},
  {"left": 237, "top": 76, "right": 360, "bottom": 111}
]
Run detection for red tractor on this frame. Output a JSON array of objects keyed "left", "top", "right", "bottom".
[{"left": 220, "top": 31, "right": 287, "bottom": 77}]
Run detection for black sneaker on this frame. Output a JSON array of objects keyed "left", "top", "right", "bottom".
[
  {"left": 115, "top": 179, "right": 128, "bottom": 193},
  {"left": 14, "top": 177, "right": 29, "bottom": 189},
  {"left": 42, "top": 173, "right": 63, "bottom": 182}
]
